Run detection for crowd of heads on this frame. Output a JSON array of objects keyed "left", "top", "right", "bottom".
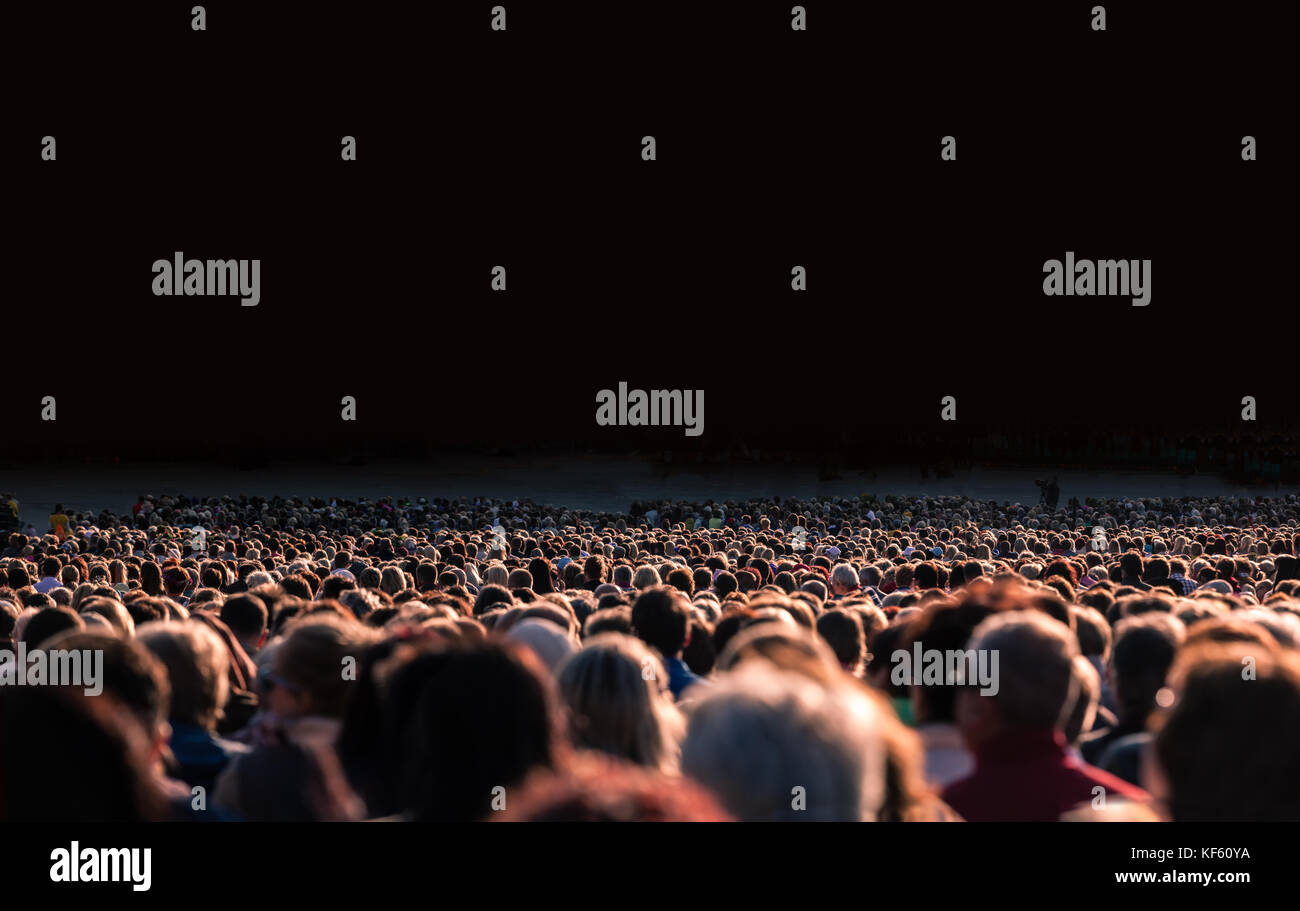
[{"left": 1, "top": 489, "right": 1299, "bottom": 821}]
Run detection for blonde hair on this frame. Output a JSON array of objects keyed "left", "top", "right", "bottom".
[
  {"left": 681, "top": 664, "right": 886, "bottom": 821},
  {"left": 483, "top": 563, "right": 509, "bottom": 588},
  {"left": 632, "top": 565, "right": 661, "bottom": 589}
]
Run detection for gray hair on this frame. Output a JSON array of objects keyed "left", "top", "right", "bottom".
[
  {"left": 338, "top": 587, "right": 382, "bottom": 620},
  {"left": 632, "top": 565, "right": 661, "bottom": 589},
  {"left": 831, "top": 563, "right": 859, "bottom": 591},
  {"left": 967, "top": 609, "right": 1079, "bottom": 730},
  {"left": 681, "top": 665, "right": 886, "bottom": 821}
]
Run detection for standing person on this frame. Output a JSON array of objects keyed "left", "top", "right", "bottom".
[
  {"left": 49, "top": 503, "right": 70, "bottom": 540},
  {"left": 1, "top": 492, "right": 18, "bottom": 532}
]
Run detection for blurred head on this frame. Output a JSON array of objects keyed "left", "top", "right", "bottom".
[
  {"left": 220, "top": 593, "right": 269, "bottom": 655},
  {"left": 268, "top": 616, "right": 377, "bottom": 720},
  {"left": 681, "top": 663, "right": 886, "bottom": 821},
  {"left": 955, "top": 610, "right": 1078, "bottom": 751},
  {"left": 556, "top": 633, "right": 683, "bottom": 773},
  {"left": 0, "top": 684, "right": 166, "bottom": 821},
  {"left": 493, "top": 753, "right": 730, "bottom": 821},
  {"left": 1110, "top": 613, "right": 1186, "bottom": 725},
  {"left": 387, "top": 641, "right": 564, "bottom": 820},
  {"left": 20, "top": 606, "right": 84, "bottom": 648},
  {"left": 137, "top": 621, "right": 229, "bottom": 731},
  {"left": 1151, "top": 641, "right": 1300, "bottom": 821},
  {"left": 816, "top": 608, "right": 865, "bottom": 674},
  {"left": 631, "top": 585, "right": 692, "bottom": 659}
]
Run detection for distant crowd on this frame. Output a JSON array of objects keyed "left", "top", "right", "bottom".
[{"left": 2, "top": 490, "right": 1298, "bottom": 821}]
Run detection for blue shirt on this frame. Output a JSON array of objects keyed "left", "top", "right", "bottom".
[
  {"left": 665, "top": 656, "right": 706, "bottom": 701},
  {"left": 168, "top": 722, "right": 248, "bottom": 793}
]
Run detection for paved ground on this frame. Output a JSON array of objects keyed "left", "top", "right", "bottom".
[{"left": 3, "top": 454, "right": 1294, "bottom": 528}]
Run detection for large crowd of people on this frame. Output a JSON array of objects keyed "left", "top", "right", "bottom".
[{"left": 2, "top": 490, "right": 1299, "bottom": 821}]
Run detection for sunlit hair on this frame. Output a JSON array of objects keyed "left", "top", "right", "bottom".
[
  {"left": 681, "top": 662, "right": 886, "bottom": 821},
  {"left": 136, "top": 620, "right": 229, "bottom": 730},
  {"left": 632, "top": 565, "right": 661, "bottom": 589},
  {"left": 556, "top": 633, "right": 684, "bottom": 773}
]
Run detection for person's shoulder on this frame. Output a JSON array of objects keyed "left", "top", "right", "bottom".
[
  {"left": 1078, "top": 730, "right": 1114, "bottom": 766},
  {"left": 1068, "top": 754, "right": 1148, "bottom": 801},
  {"left": 1097, "top": 731, "right": 1148, "bottom": 770}
]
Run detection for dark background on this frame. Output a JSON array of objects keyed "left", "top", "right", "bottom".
[{"left": 4, "top": 2, "right": 1296, "bottom": 471}]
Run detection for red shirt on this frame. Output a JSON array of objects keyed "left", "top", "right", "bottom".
[{"left": 942, "top": 727, "right": 1149, "bottom": 822}]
